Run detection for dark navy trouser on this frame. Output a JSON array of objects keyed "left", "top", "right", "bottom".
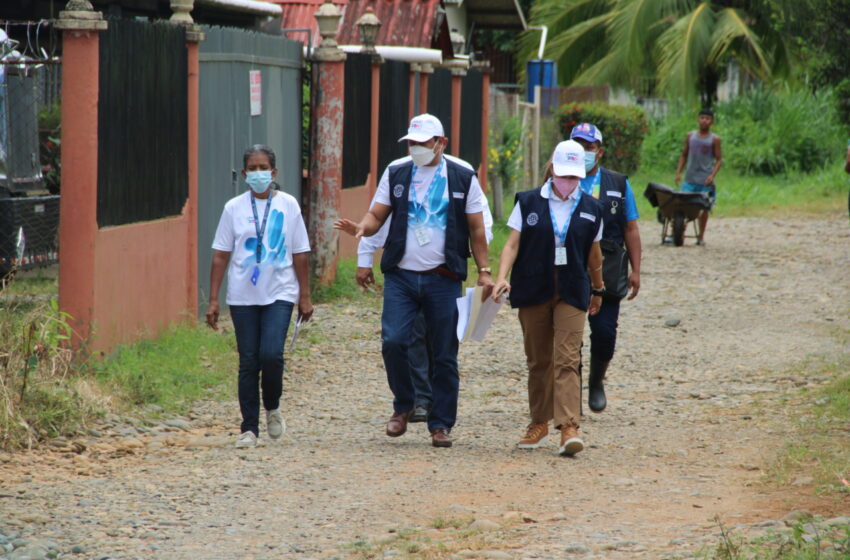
[
  {"left": 230, "top": 300, "right": 294, "bottom": 436},
  {"left": 409, "top": 310, "right": 433, "bottom": 409},
  {"left": 588, "top": 298, "right": 621, "bottom": 362},
  {"left": 381, "top": 269, "right": 460, "bottom": 432}
]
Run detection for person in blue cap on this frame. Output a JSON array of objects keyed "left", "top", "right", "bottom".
[{"left": 569, "top": 123, "right": 642, "bottom": 413}]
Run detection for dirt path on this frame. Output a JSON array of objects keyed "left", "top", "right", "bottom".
[{"left": 2, "top": 215, "right": 849, "bottom": 560}]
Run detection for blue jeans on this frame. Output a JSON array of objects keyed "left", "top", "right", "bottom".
[
  {"left": 382, "top": 269, "right": 461, "bottom": 432},
  {"left": 230, "top": 300, "right": 294, "bottom": 436},
  {"left": 588, "top": 298, "right": 620, "bottom": 362},
  {"left": 409, "top": 310, "right": 433, "bottom": 409}
]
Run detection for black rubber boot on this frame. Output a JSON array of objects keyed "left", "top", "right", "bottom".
[{"left": 588, "top": 357, "right": 609, "bottom": 413}]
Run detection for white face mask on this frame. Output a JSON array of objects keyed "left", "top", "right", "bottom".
[{"left": 409, "top": 144, "right": 438, "bottom": 167}]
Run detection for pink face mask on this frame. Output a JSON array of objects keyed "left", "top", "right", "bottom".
[{"left": 552, "top": 176, "right": 580, "bottom": 198}]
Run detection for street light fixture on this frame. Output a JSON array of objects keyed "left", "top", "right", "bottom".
[
  {"left": 356, "top": 7, "right": 381, "bottom": 55},
  {"left": 314, "top": 0, "right": 343, "bottom": 49}
]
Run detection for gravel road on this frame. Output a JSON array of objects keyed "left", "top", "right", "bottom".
[{"left": 1, "top": 215, "right": 849, "bottom": 560}]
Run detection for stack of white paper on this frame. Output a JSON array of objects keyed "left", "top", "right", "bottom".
[{"left": 456, "top": 286, "right": 505, "bottom": 342}]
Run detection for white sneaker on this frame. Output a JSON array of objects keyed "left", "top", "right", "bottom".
[
  {"left": 234, "top": 431, "right": 257, "bottom": 448},
  {"left": 266, "top": 409, "right": 286, "bottom": 440}
]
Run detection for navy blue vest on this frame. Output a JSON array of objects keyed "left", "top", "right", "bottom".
[
  {"left": 509, "top": 185, "right": 605, "bottom": 311},
  {"left": 380, "top": 158, "right": 475, "bottom": 281},
  {"left": 596, "top": 168, "right": 628, "bottom": 245}
]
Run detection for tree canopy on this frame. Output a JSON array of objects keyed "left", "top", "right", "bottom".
[{"left": 518, "top": 0, "right": 796, "bottom": 104}]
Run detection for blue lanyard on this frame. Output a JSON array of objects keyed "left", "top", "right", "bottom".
[
  {"left": 250, "top": 193, "right": 272, "bottom": 264},
  {"left": 409, "top": 159, "right": 445, "bottom": 218},
  {"left": 549, "top": 180, "right": 582, "bottom": 247}
]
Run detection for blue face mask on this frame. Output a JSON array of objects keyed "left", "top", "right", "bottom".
[
  {"left": 245, "top": 170, "right": 273, "bottom": 194},
  {"left": 584, "top": 151, "right": 598, "bottom": 172}
]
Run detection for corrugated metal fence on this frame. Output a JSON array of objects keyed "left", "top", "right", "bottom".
[{"left": 197, "top": 26, "right": 303, "bottom": 314}]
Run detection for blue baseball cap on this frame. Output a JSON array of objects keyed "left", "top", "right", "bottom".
[{"left": 570, "top": 123, "right": 603, "bottom": 144}]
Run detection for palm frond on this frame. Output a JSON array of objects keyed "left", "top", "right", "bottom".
[
  {"left": 654, "top": 2, "right": 716, "bottom": 99},
  {"left": 707, "top": 7, "right": 770, "bottom": 80},
  {"left": 606, "top": 0, "right": 694, "bottom": 70}
]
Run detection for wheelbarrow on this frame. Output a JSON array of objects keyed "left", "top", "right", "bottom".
[{"left": 644, "top": 182, "right": 713, "bottom": 246}]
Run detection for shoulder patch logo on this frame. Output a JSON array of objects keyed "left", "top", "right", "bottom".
[
  {"left": 393, "top": 184, "right": 404, "bottom": 198},
  {"left": 526, "top": 212, "right": 539, "bottom": 226}
]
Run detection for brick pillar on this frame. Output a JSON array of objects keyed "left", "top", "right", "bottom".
[
  {"left": 477, "top": 62, "right": 492, "bottom": 193},
  {"left": 450, "top": 68, "right": 465, "bottom": 156},
  {"left": 418, "top": 64, "right": 432, "bottom": 114},
  {"left": 55, "top": 2, "right": 107, "bottom": 349},
  {"left": 169, "top": 3, "right": 205, "bottom": 318},
  {"left": 308, "top": 1, "right": 346, "bottom": 286},
  {"left": 369, "top": 56, "right": 382, "bottom": 201}
]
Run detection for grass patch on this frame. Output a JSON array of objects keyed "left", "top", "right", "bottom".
[
  {"left": 702, "top": 516, "right": 850, "bottom": 559},
  {"left": 0, "top": 285, "right": 97, "bottom": 449},
  {"left": 629, "top": 165, "right": 848, "bottom": 219},
  {"left": 766, "top": 352, "right": 850, "bottom": 494},
  {"left": 346, "top": 519, "right": 502, "bottom": 559},
  {"left": 0, "top": 270, "right": 240, "bottom": 449},
  {"left": 92, "top": 323, "right": 237, "bottom": 412}
]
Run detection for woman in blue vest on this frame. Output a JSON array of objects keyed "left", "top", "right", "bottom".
[{"left": 492, "top": 140, "right": 605, "bottom": 456}]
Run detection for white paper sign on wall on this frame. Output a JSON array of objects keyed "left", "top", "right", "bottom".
[{"left": 249, "top": 70, "right": 262, "bottom": 116}]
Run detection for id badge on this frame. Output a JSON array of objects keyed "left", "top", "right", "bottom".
[
  {"left": 250, "top": 265, "right": 260, "bottom": 285},
  {"left": 414, "top": 225, "right": 431, "bottom": 246},
  {"left": 554, "top": 247, "right": 567, "bottom": 266}
]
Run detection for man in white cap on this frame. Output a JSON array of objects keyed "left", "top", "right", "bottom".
[{"left": 335, "top": 114, "right": 493, "bottom": 448}]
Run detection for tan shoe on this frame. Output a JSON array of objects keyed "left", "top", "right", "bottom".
[
  {"left": 559, "top": 425, "right": 584, "bottom": 456},
  {"left": 517, "top": 422, "right": 548, "bottom": 449}
]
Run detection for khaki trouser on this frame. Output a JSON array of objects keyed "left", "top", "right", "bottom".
[{"left": 518, "top": 294, "right": 585, "bottom": 429}]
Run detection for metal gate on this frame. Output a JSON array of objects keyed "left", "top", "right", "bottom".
[{"left": 197, "top": 26, "right": 302, "bottom": 314}]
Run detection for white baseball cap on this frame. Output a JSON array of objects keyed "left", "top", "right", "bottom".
[
  {"left": 398, "top": 113, "right": 445, "bottom": 142},
  {"left": 551, "top": 139, "right": 587, "bottom": 178}
]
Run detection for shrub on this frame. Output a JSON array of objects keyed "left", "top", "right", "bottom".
[
  {"left": 488, "top": 115, "right": 524, "bottom": 194},
  {"left": 557, "top": 102, "right": 649, "bottom": 174},
  {"left": 641, "top": 87, "right": 846, "bottom": 176}
]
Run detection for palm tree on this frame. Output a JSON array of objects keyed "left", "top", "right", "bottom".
[{"left": 519, "top": 0, "right": 795, "bottom": 105}]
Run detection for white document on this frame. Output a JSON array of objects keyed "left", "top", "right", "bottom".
[
  {"left": 456, "top": 286, "right": 505, "bottom": 342},
  {"left": 288, "top": 315, "right": 303, "bottom": 352}
]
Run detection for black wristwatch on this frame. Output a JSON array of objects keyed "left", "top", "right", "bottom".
[{"left": 591, "top": 287, "right": 606, "bottom": 297}]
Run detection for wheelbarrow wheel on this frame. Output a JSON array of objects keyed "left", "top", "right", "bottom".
[{"left": 672, "top": 214, "right": 686, "bottom": 246}]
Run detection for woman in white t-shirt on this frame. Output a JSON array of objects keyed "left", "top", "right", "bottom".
[{"left": 207, "top": 145, "right": 313, "bottom": 449}]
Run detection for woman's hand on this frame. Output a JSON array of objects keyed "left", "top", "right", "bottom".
[
  {"left": 492, "top": 279, "right": 511, "bottom": 301},
  {"left": 588, "top": 295, "right": 602, "bottom": 316},
  {"left": 298, "top": 295, "right": 314, "bottom": 323},
  {"left": 206, "top": 301, "right": 220, "bottom": 330}
]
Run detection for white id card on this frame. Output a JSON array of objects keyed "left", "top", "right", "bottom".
[
  {"left": 554, "top": 246, "right": 567, "bottom": 265},
  {"left": 414, "top": 225, "right": 431, "bottom": 246}
]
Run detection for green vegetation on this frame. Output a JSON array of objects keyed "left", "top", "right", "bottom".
[
  {"left": 642, "top": 88, "right": 846, "bottom": 176},
  {"left": 92, "top": 324, "right": 237, "bottom": 411},
  {"left": 629, "top": 165, "right": 848, "bottom": 219},
  {"left": 346, "top": 519, "right": 505, "bottom": 559},
  {"left": 519, "top": 0, "right": 794, "bottom": 103},
  {"left": 704, "top": 517, "right": 850, "bottom": 559},
  {"left": 558, "top": 102, "right": 648, "bottom": 174},
  {"left": 768, "top": 349, "right": 850, "bottom": 494},
  {"left": 0, "top": 275, "right": 238, "bottom": 449}
]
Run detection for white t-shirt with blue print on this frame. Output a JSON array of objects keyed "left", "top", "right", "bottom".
[
  {"left": 374, "top": 155, "right": 488, "bottom": 272},
  {"left": 580, "top": 169, "right": 640, "bottom": 221},
  {"left": 212, "top": 190, "right": 310, "bottom": 306}
]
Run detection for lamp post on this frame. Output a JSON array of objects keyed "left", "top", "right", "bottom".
[
  {"left": 356, "top": 7, "right": 381, "bottom": 56},
  {"left": 314, "top": 0, "right": 342, "bottom": 51},
  {"left": 450, "top": 28, "right": 465, "bottom": 57}
]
